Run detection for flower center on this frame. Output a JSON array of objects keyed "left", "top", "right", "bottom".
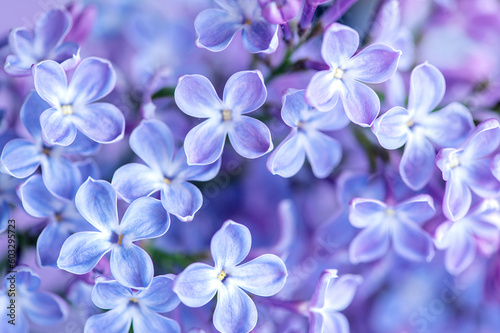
[
  {"left": 385, "top": 208, "right": 396, "bottom": 217},
  {"left": 163, "top": 177, "right": 171, "bottom": 185},
  {"left": 42, "top": 148, "right": 51, "bottom": 156},
  {"left": 117, "top": 234, "right": 124, "bottom": 246},
  {"left": 447, "top": 154, "right": 460, "bottom": 169},
  {"left": 221, "top": 109, "right": 232, "bottom": 121},
  {"left": 61, "top": 104, "right": 74, "bottom": 115},
  {"left": 129, "top": 297, "right": 138, "bottom": 303},
  {"left": 407, "top": 119, "right": 414, "bottom": 127},
  {"left": 218, "top": 270, "right": 227, "bottom": 282},
  {"left": 245, "top": 19, "right": 251, "bottom": 25},
  {"left": 55, "top": 213, "right": 62, "bottom": 222},
  {"left": 334, "top": 68, "right": 344, "bottom": 79}
]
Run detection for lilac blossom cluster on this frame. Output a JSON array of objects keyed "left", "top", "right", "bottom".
[{"left": 1, "top": 0, "right": 500, "bottom": 332}]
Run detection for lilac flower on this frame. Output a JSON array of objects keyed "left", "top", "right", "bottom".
[
  {"left": 372, "top": 63, "right": 474, "bottom": 190},
  {"left": 258, "top": 0, "right": 302, "bottom": 24},
  {"left": 33, "top": 57, "right": 125, "bottom": 146},
  {"left": 112, "top": 119, "right": 220, "bottom": 222},
  {"left": 195, "top": 0, "right": 279, "bottom": 53},
  {"left": 308, "top": 270, "right": 363, "bottom": 333},
  {"left": 305, "top": 23, "right": 401, "bottom": 127},
  {"left": 349, "top": 194, "right": 435, "bottom": 263},
  {"left": 0, "top": 172, "right": 21, "bottom": 233},
  {"left": 0, "top": 268, "right": 68, "bottom": 333},
  {"left": 18, "top": 175, "right": 94, "bottom": 267},
  {"left": 4, "top": 9, "right": 80, "bottom": 77},
  {"left": 173, "top": 220, "right": 287, "bottom": 333},
  {"left": 436, "top": 119, "right": 500, "bottom": 221},
  {"left": 435, "top": 199, "right": 500, "bottom": 275},
  {"left": 1, "top": 91, "right": 98, "bottom": 199},
  {"left": 85, "top": 275, "right": 180, "bottom": 333},
  {"left": 267, "top": 89, "right": 348, "bottom": 178},
  {"left": 174, "top": 70, "right": 273, "bottom": 165},
  {"left": 57, "top": 178, "right": 170, "bottom": 289}
]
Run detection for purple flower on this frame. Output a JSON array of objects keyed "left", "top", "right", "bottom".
[
  {"left": 0, "top": 268, "right": 68, "bottom": 333},
  {"left": 435, "top": 199, "right": 500, "bottom": 275},
  {"left": 436, "top": 119, "right": 500, "bottom": 221},
  {"left": 85, "top": 275, "right": 180, "bottom": 333},
  {"left": 305, "top": 23, "right": 401, "bottom": 127},
  {"left": 308, "top": 270, "right": 363, "bottom": 333},
  {"left": 267, "top": 89, "right": 348, "bottom": 178},
  {"left": 349, "top": 194, "right": 435, "bottom": 263},
  {"left": 33, "top": 57, "right": 125, "bottom": 146},
  {"left": 258, "top": 0, "right": 302, "bottom": 24},
  {"left": 195, "top": 0, "right": 279, "bottom": 53},
  {"left": 57, "top": 178, "right": 170, "bottom": 289},
  {"left": 1, "top": 91, "right": 99, "bottom": 199},
  {"left": 112, "top": 119, "right": 220, "bottom": 222},
  {"left": 174, "top": 70, "right": 273, "bottom": 165},
  {"left": 4, "top": 9, "right": 80, "bottom": 77},
  {"left": 373, "top": 63, "right": 474, "bottom": 190},
  {"left": 172, "top": 220, "right": 287, "bottom": 333},
  {"left": 18, "top": 175, "right": 94, "bottom": 267}
]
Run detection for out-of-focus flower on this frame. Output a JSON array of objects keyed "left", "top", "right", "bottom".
[
  {"left": 85, "top": 275, "right": 180, "bottom": 333},
  {"left": 267, "top": 89, "right": 348, "bottom": 178},
  {"left": 349, "top": 194, "right": 435, "bottom": 263},
  {"left": 0, "top": 268, "right": 68, "bottom": 333},
  {"left": 174, "top": 70, "right": 273, "bottom": 165},
  {"left": 372, "top": 63, "right": 474, "bottom": 190},
  {"left": 112, "top": 119, "right": 220, "bottom": 222},
  {"left": 33, "top": 57, "right": 124, "bottom": 146},
  {"left": 4, "top": 9, "right": 80, "bottom": 76},
  {"left": 436, "top": 119, "right": 500, "bottom": 221},
  {"left": 258, "top": 0, "right": 302, "bottom": 24},
  {"left": 305, "top": 23, "right": 401, "bottom": 127},
  {"left": 173, "top": 220, "right": 287, "bottom": 333},
  {"left": 57, "top": 178, "right": 170, "bottom": 289},
  {"left": 195, "top": 0, "right": 279, "bottom": 53}
]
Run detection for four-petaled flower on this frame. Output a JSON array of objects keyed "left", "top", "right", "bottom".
[
  {"left": 305, "top": 23, "right": 401, "bottom": 127},
  {"left": 85, "top": 275, "right": 180, "bottom": 333},
  {"left": 173, "top": 220, "right": 287, "bottom": 333},
  {"left": 175, "top": 70, "right": 273, "bottom": 165},
  {"left": 57, "top": 178, "right": 170, "bottom": 289}
]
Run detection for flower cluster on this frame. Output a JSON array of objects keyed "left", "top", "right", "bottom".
[{"left": 2, "top": 1, "right": 500, "bottom": 333}]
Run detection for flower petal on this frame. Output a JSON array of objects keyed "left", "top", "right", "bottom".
[
  {"left": 345, "top": 44, "right": 400, "bottom": 83},
  {"left": 92, "top": 280, "right": 132, "bottom": 309},
  {"left": 213, "top": 281, "right": 258, "bottom": 333},
  {"left": 230, "top": 254, "right": 287, "bottom": 296},
  {"left": 195, "top": 9, "right": 241, "bottom": 52},
  {"left": 161, "top": 181, "right": 202, "bottom": 222},
  {"left": 184, "top": 118, "right": 227, "bottom": 165},
  {"left": 223, "top": 70, "right": 266, "bottom": 114},
  {"left": 20, "top": 91, "right": 49, "bottom": 140},
  {"left": 340, "top": 79, "right": 380, "bottom": 127},
  {"left": 40, "top": 107, "right": 77, "bottom": 146},
  {"left": 305, "top": 70, "right": 341, "bottom": 112},
  {"left": 323, "top": 274, "right": 363, "bottom": 311},
  {"left": 68, "top": 57, "right": 116, "bottom": 104},
  {"left": 281, "top": 89, "right": 307, "bottom": 127},
  {"left": 33, "top": 60, "right": 67, "bottom": 107},
  {"left": 408, "top": 62, "right": 445, "bottom": 117},
  {"left": 112, "top": 163, "right": 162, "bottom": 202},
  {"left": 175, "top": 74, "right": 222, "bottom": 118},
  {"left": 304, "top": 130, "right": 342, "bottom": 178},
  {"left": 75, "top": 178, "right": 119, "bottom": 232},
  {"left": 349, "top": 198, "right": 387, "bottom": 228},
  {"left": 465, "top": 159, "right": 500, "bottom": 198},
  {"left": 110, "top": 244, "right": 154, "bottom": 289},
  {"left": 172, "top": 147, "right": 221, "bottom": 182},
  {"left": 228, "top": 116, "right": 272, "bottom": 159},
  {"left": 462, "top": 119, "right": 500, "bottom": 160},
  {"left": 129, "top": 119, "right": 174, "bottom": 174},
  {"left": 0, "top": 139, "right": 41, "bottom": 178},
  {"left": 372, "top": 106, "right": 411, "bottom": 149},
  {"left": 84, "top": 307, "right": 131, "bottom": 333},
  {"left": 172, "top": 263, "right": 219, "bottom": 307},
  {"left": 72, "top": 103, "right": 125, "bottom": 144},
  {"left": 395, "top": 194, "right": 435, "bottom": 225},
  {"left": 37, "top": 222, "right": 72, "bottom": 267},
  {"left": 241, "top": 18, "right": 279, "bottom": 54},
  {"left": 445, "top": 227, "right": 475, "bottom": 275},
  {"left": 266, "top": 130, "right": 306, "bottom": 178},
  {"left": 23, "top": 291, "right": 67, "bottom": 326},
  {"left": 57, "top": 232, "right": 112, "bottom": 274},
  {"left": 349, "top": 223, "right": 390, "bottom": 264},
  {"left": 443, "top": 173, "right": 472, "bottom": 221},
  {"left": 392, "top": 218, "right": 435, "bottom": 262},
  {"left": 138, "top": 275, "right": 180, "bottom": 313},
  {"left": 321, "top": 312, "right": 350, "bottom": 333},
  {"left": 211, "top": 220, "right": 252, "bottom": 270},
  {"left": 399, "top": 131, "right": 435, "bottom": 190},
  {"left": 132, "top": 308, "right": 180, "bottom": 333},
  {"left": 321, "top": 23, "right": 359, "bottom": 68},
  {"left": 34, "top": 9, "right": 71, "bottom": 56},
  {"left": 41, "top": 155, "right": 82, "bottom": 200},
  {"left": 120, "top": 197, "right": 169, "bottom": 240}
]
